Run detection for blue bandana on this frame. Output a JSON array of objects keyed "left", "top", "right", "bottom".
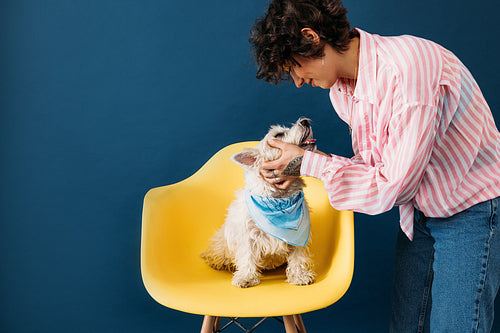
[{"left": 245, "top": 189, "right": 310, "bottom": 246}]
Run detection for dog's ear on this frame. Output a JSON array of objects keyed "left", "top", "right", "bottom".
[{"left": 231, "top": 149, "right": 259, "bottom": 168}]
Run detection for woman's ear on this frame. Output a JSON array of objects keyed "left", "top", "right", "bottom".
[{"left": 301, "top": 28, "right": 321, "bottom": 44}]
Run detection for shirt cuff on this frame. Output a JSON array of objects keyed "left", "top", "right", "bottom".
[{"left": 300, "top": 151, "right": 331, "bottom": 179}]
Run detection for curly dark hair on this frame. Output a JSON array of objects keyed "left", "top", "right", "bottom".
[{"left": 249, "top": 0, "right": 358, "bottom": 84}]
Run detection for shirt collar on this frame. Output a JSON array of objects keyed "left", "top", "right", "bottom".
[{"left": 352, "top": 28, "right": 377, "bottom": 104}]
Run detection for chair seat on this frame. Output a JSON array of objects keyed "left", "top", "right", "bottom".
[{"left": 141, "top": 142, "right": 354, "bottom": 318}]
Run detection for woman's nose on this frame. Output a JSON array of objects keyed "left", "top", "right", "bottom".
[
  {"left": 294, "top": 78, "right": 305, "bottom": 88},
  {"left": 290, "top": 71, "right": 304, "bottom": 88}
]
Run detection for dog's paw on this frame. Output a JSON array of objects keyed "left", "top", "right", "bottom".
[
  {"left": 286, "top": 267, "right": 315, "bottom": 286},
  {"left": 232, "top": 272, "right": 260, "bottom": 288}
]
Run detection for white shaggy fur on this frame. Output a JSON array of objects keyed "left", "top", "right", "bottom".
[{"left": 202, "top": 118, "right": 317, "bottom": 288}]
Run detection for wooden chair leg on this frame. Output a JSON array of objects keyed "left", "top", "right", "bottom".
[
  {"left": 214, "top": 317, "right": 221, "bottom": 330},
  {"left": 283, "top": 315, "right": 298, "bottom": 333},
  {"left": 201, "top": 315, "right": 218, "bottom": 333},
  {"left": 293, "top": 314, "right": 307, "bottom": 332}
]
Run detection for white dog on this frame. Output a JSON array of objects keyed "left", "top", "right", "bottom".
[{"left": 202, "top": 118, "right": 317, "bottom": 288}]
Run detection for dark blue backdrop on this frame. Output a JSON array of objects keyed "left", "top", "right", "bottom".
[{"left": 1, "top": 0, "right": 499, "bottom": 332}]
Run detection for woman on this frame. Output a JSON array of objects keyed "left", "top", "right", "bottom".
[{"left": 249, "top": 0, "right": 500, "bottom": 332}]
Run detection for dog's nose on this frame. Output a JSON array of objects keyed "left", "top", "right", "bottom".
[{"left": 299, "top": 118, "right": 310, "bottom": 127}]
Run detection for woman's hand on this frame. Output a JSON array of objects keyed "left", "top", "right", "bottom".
[{"left": 260, "top": 139, "right": 305, "bottom": 190}]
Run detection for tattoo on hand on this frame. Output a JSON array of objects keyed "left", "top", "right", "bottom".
[{"left": 282, "top": 156, "right": 303, "bottom": 176}]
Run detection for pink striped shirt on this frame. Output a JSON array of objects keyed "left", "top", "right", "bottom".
[{"left": 301, "top": 29, "right": 500, "bottom": 240}]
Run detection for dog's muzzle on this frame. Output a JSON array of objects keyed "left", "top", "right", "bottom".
[{"left": 298, "top": 118, "right": 316, "bottom": 151}]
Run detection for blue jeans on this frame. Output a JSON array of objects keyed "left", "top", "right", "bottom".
[{"left": 390, "top": 198, "right": 500, "bottom": 332}]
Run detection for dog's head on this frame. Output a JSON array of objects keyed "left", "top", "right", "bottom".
[{"left": 231, "top": 118, "right": 316, "bottom": 196}]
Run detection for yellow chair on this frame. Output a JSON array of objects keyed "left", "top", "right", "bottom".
[{"left": 141, "top": 142, "right": 354, "bottom": 332}]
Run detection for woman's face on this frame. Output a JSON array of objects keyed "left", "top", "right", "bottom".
[{"left": 287, "top": 43, "right": 342, "bottom": 90}]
